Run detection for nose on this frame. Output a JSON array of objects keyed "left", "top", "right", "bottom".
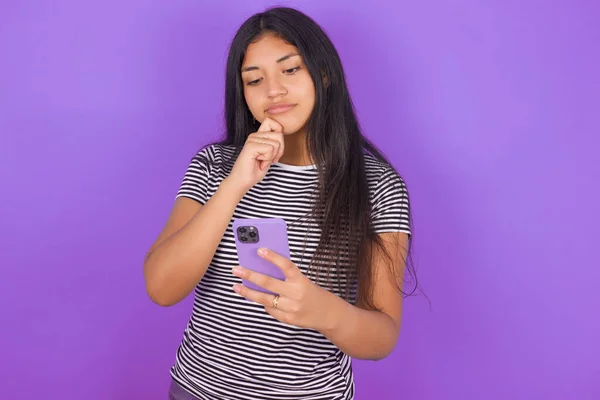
[{"left": 265, "top": 76, "right": 287, "bottom": 99}]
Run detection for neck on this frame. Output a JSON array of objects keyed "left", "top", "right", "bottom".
[{"left": 278, "top": 129, "right": 314, "bottom": 166}]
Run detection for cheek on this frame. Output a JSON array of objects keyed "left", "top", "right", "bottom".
[
  {"left": 291, "top": 72, "right": 315, "bottom": 102},
  {"left": 244, "top": 90, "right": 260, "bottom": 113},
  {"left": 301, "top": 77, "right": 316, "bottom": 103},
  {"left": 299, "top": 84, "right": 316, "bottom": 111}
]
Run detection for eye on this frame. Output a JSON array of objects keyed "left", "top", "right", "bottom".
[
  {"left": 284, "top": 66, "right": 301, "bottom": 74},
  {"left": 246, "top": 78, "right": 262, "bottom": 86}
]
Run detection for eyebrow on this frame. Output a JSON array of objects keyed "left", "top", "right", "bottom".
[{"left": 241, "top": 53, "right": 300, "bottom": 72}]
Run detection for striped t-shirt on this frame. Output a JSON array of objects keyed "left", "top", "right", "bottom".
[{"left": 170, "top": 143, "right": 411, "bottom": 400}]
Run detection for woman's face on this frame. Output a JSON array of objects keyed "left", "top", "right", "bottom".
[{"left": 241, "top": 34, "right": 316, "bottom": 135}]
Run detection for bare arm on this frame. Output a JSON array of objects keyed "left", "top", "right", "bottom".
[
  {"left": 234, "top": 231, "right": 409, "bottom": 360},
  {"left": 144, "top": 119, "right": 286, "bottom": 307},
  {"left": 143, "top": 177, "right": 246, "bottom": 306},
  {"left": 320, "top": 232, "right": 408, "bottom": 360}
]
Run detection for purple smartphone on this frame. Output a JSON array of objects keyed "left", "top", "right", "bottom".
[{"left": 233, "top": 217, "right": 290, "bottom": 295}]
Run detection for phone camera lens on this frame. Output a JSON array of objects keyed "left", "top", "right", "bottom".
[
  {"left": 239, "top": 227, "right": 247, "bottom": 234},
  {"left": 240, "top": 236, "right": 247, "bottom": 242},
  {"left": 249, "top": 231, "right": 256, "bottom": 238}
]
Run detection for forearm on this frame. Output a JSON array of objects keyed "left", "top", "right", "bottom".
[
  {"left": 320, "top": 294, "right": 400, "bottom": 360},
  {"left": 144, "top": 178, "right": 246, "bottom": 306}
]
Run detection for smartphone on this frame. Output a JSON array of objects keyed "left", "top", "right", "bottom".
[{"left": 233, "top": 217, "right": 290, "bottom": 295}]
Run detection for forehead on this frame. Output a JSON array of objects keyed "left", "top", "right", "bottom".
[{"left": 242, "top": 34, "right": 300, "bottom": 66}]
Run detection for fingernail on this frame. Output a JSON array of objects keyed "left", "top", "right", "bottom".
[
  {"left": 232, "top": 266, "right": 242, "bottom": 275},
  {"left": 257, "top": 248, "right": 267, "bottom": 256},
  {"left": 232, "top": 284, "right": 241, "bottom": 293}
]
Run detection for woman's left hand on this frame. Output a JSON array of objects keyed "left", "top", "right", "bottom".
[{"left": 231, "top": 248, "right": 339, "bottom": 332}]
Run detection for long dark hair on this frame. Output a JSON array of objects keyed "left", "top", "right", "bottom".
[{"left": 207, "top": 6, "right": 421, "bottom": 310}]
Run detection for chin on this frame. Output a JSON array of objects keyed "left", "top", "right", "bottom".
[
  {"left": 282, "top": 125, "right": 301, "bottom": 134},
  {"left": 275, "top": 118, "right": 308, "bottom": 135}
]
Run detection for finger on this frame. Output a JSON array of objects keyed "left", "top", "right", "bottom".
[
  {"left": 274, "top": 134, "right": 284, "bottom": 163},
  {"left": 232, "top": 284, "right": 271, "bottom": 306},
  {"left": 233, "top": 284, "right": 288, "bottom": 310},
  {"left": 257, "top": 248, "right": 298, "bottom": 279},
  {"left": 264, "top": 306, "right": 292, "bottom": 325},
  {"left": 249, "top": 131, "right": 284, "bottom": 140},
  {"left": 268, "top": 130, "right": 285, "bottom": 163},
  {"left": 249, "top": 132, "right": 285, "bottom": 163},
  {"left": 258, "top": 117, "right": 283, "bottom": 133},
  {"left": 246, "top": 141, "right": 277, "bottom": 162},
  {"left": 232, "top": 266, "right": 287, "bottom": 295},
  {"left": 247, "top": 140, "right": 281, "bottom": 169},
  {"left": 247, "top": 137, "right": 281, "bottom": 160}
]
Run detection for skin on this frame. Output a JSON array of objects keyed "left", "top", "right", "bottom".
[
  {"left": 241, "top": 33, "right": 315, "bottom": 166},
  {"left": 235, "top": 34, "right": 409, "bottom": 360},
  {"left": 144, "top": 34, "right": 408, "bottom": 361}
]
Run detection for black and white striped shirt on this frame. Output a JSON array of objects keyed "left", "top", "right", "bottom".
[{"left": 170, "top": 144, "right": 411, "bottom": 400}]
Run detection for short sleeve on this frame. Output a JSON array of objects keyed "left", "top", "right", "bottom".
[
  {"left": 371, "top": 167, "right": 411, "bottom": 236},
  {"left": 175, "top": 146, "right": 212, "bottom": 205}
]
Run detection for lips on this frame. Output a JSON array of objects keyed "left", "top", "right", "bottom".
[{"left": 265, "top": 103, "right": 296, "bottom": 114}]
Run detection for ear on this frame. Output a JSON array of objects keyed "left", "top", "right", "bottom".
[{"left": 322, "top": 71, "right": 330, "bottom": 88}]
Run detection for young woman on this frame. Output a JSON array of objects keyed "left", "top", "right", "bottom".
[{"left": 144, "top": 6, "right": 416, "bottom": 400}]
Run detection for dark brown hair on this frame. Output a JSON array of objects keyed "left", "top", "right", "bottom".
[{"left": 208, "top": 6, "right": 421, "bottom": 309}]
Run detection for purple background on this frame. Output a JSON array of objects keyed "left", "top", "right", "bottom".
[{"left": 1, "top": 1, "right": 599, "bottom": 399}]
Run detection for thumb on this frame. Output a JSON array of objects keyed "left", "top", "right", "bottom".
[{"left": 258, "top": 117, "right": 283, "bottom": 133}]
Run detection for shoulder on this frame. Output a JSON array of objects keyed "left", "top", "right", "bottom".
[
  {"left": 177, "top": 143, "right": 236, "bottom": 200},
  {"left": 186, "top": 143, "right": 238, "bottom": 175},
  {"left": 364, "top": 153, "right": 411, "bottom": 234},
  {"left": 363, "top": 153, "right": 409, "bottom": 196},
  {"left": 192, "top": 143, "right": 237, "bottom": 163}
]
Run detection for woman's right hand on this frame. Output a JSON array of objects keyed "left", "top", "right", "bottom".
[{"left": 228, "top": 117, "right": 285, "bottom": 192}]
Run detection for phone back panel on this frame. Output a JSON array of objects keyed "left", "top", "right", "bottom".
[{"left": 233, "top": 217, "right": 290, "bottom": 295}]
